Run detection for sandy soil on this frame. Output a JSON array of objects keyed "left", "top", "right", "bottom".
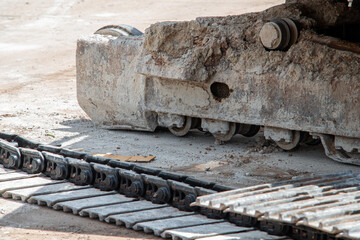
[{"left": 0, "top": 0, "right": 359, "bottom": 239}]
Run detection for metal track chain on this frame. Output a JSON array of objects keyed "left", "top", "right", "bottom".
[
  {"left": 1, "top": 132, "right": 358, "bottom": 240},
  {"left": 193, "top": 171, "right": 360, "bottom": 240},
  {"left": 0, "top": 166, "right": 290, "bottom": 240},
  {"left": 0, "top": 132, "right": 232, "bottom": 212}
]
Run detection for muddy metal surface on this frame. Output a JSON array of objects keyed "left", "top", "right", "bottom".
[{"left": 0, "top": 0, "right": 359, "bottom": 239}]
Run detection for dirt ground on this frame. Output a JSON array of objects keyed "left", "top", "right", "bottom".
[{"left": 1, "top": 0, "right": 359, "bottom": 239}]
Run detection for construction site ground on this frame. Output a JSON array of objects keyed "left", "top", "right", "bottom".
[{"left": 1, "top": 0, "right": 359, "bottom": 239}]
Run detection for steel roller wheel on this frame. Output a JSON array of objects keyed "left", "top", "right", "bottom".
[
  {"left": 275, "top": 130, "right": 302, "bottom": 151},
  {"left": 237, "top": 124, "right": 260, "bottom": 137},
  {"left": 94, "top": 24, "right": 143, "bottom": 37},
  {"left": 213, "top": 122, "right": 237, "bottom": 142},
  {"left": 168, "top": 116, "right": 193, "bottom": 137}
]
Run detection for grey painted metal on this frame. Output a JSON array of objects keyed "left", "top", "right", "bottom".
[
  {"left": 268, "top": 201, "right": 360, "bottom": 223},
  {"left": 194, "top": 171, "right": 360, "bottom": 239},
  {"left": 0, "top": 171, "right": 38, "bottom": 182},
  {"left": 192, "top": 171, "right": 355, "bottom": 210},
  {"left": 339, "top": 229, "right": 360, "bottom": 240},
  {"left": 105, "top": 206, "right": 195, "bottom": 228},
  {"left": 77, "top": 35, "right": 156, "bottom": 131},
  {"left": 0, "top": 176, "right": 61, "bottom": 195},
  {"left": 28, "top": 188, "right": 116, "bottom": 207},
  {"left": 161, "top": 222, "right": 252, "bottom": 239},
  {"left": 79, "top": 200, "right": 167, "bottom": 221},
  {"left": 196, "top": 231, "right": 290, "bottom": 240},
  {"left": 0, "top": 168, "right": 15, "bottom": 174},
  {"left": 3, "top": 164, "right": 360, "bottom": 239},
  {"left": 230, "top": 186, "right": 360, "bottom": 217},
  {"left": 0, "top": 177, "right": 64, "bottom": 199},
  {"left": 133, "top": 215, "right": 224, "bottom": 236},
  {"left": 3, "top": 182, "right": 88, "bottom": 202},
  {"left": 53, "top": 194, "right": 135, "bottom": 214}
]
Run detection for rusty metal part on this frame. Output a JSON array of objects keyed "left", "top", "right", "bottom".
[
  {"left": 315, "top": 134, "right": 360, "bottom": 165},
  {"left": 92, "top": 163, "right": 119, "bottom": 191},
  {"left": 237, "top": 124, "right": 260, "bottom": 138},
  {"left": 260, "top": 20, "right": 290, "bottom": 50},
  {"left": 20, "top": 148, "right": 45, "bottom": 174},
  {"left": 274, "top": 131, "right": 302, "bottom": 151},
  {"left": 264, "top": 127, "right": 302, "bottom": 151},
  {"left": 308, "top": 34, "right": 360, "bottom": 54},
  {"left": 142, "top": 174, "right": 171, "bottom": 204},
  {"left": 168, "top": 180, "right": 199, "bottom": 212},
  {"left": 76, "top": 1, "right": 360, "bottom": 166},
  {"left": 42, "top": 152, "right": 69, "bottom": 180},
  {"left": 212, "top": 122, "right": 237, "bottom": 142},
  {"left": 259, "top": 18, "right": 298, "bottom": 50},
  {"left": 168, "top": 116, "right": 193, "bottom": 137},
  {"left": 0, "top": 135, "right": 229, "bottom": 200},
  {"left": 282, "top": 18, "right": 298, "bottom": 48},
  {"left": 118, "top": 168, "right": 144, "bottom": 198},
  {"left": 193, "top": 171, "right": 360, "bottom": 239},
  {"left": 67, "top": 157, "right": 94, "bottom": 186},
  {"left": 0, "top": 165, "right": 294, "bottom": 240},
  {"left": 2, "top": 133, "right": 360, "bottom": 239},
  {"left": 0, "top": 139, "right": 21, "bottom": 169}
]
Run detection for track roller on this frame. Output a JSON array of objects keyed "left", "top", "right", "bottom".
[
  {"left": 212, "top": 122, "right": 237, "bottom": 142},
  {"left": 168, "top": 116, "right": 193, "bottom": 137},
  {"left": 237, "top": 124, "right": 260, "bottom": 137},
  {"left": 275, "top": 130, "right": 302, "bottom": 151},
  {"left": 264, "top": 127, "right": 302, "bottom": 151}
]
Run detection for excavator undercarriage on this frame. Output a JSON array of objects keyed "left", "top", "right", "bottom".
[{"left": 77, "top": 0, "right": 360, "bottom": 165}]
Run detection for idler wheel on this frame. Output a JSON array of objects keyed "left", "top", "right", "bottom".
[
  {"left": 94, "top": 24, "right": 143, "bottom": 37},
  {"left": 260, "top": 18, "right": 298, "bottom": 50},
  {"left": 213, "top": 122, "right": 237, "bottom": 142},
  {"left": 169, "top": 116, "right": 193, "bottom": 137},
  {"left": 275, "top": 130, "right": 302, "bottom": 151}
]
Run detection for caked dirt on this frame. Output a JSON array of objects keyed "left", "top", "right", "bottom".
[{"left": 0, "top": 0, "right": 359, "bottom": 239}]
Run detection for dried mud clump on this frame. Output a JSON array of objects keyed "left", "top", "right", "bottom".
[{"left": 139, "top": 0, "right": 360, "bottom": 83}]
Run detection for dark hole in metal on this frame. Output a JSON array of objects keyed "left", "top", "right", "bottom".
[{"left": 210, "top": 82, "right": 230, "bottom": 100}]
